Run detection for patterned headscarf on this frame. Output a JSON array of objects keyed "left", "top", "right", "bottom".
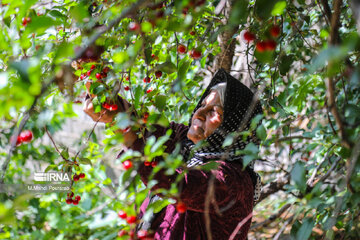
[{"left": 181, "top": 68, "right": 263, "bottom": 204}]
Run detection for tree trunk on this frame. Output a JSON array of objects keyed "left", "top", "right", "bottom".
[{"left": 214, "top": 0, "right": 238, "bottom": 72}]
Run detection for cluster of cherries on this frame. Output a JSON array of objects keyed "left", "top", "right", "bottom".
[
  {"left": 243, "top": 25, "right": 281, "bottom": 52},
  {"left": 22, "top": 17, "right": 31, "bottom": 27},
  {"left": 177, "top": 44, "right": 202, "bottom": 59},
  {"left": 116, "top": 201, "right": 187, "bottom": 238},
  {"left": 65, "top": 191, "right": 81, "bottom": 205},
  {"left": 102, "top": 102, "right": 118, "bottom": 111},
  {"left": 65, "top": 173, "right": 85, "bottom": 205},
  {"left": 12, "top": 130, "right": 33, "bottom": 146}
]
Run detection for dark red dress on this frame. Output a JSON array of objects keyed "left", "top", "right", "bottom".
[{"left": 127, "top": 122, "right": 254, "bottom": 240}]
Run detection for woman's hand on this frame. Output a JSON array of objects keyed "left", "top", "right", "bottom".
[
  {"left": 83, "top": 98, "right": 120, "bottom": 123},
  {"left": 83, "top": 81, "right": 121, "bottom": 123}
]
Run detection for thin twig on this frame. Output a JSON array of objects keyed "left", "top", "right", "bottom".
[
  {"left": 229, "top": 211, "right": 253, "bottom": 240},
  {"left": 250, "top": 203, "right": 292, "bottom": 230},
  {"left": 204, "top": 175, "right": 215, "bottom": 240},
  {"left": 345, "top": 137, "right": 360, "bottom": 192},
  {"left": 273, "top": 214, "right": 295, "bottom": 240},
  {"left": 44, "top": 126, "right": 68, "bottom": 161},
  {"left": 307, "top": 144, "right": 335, "bottom": 187}
]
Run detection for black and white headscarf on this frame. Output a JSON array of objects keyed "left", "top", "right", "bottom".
[{"left": 181, "top": 68, "right": 263, "bottom": 204}]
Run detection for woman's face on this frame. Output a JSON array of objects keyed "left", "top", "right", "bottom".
[{"left": 187, "top": 91, "right": 224, "bottom": 144}]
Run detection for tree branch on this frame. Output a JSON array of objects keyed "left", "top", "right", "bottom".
[
  {"left": 250, "top": 203, "right": 292, "bottom": 230},
  {"left": 326, "top": 0, "right": 353, "bottom": 149},
  {"left": 320, "top": 0, "right": 333, "bottom": 25},
  {"left": 257, "top": 175, "right": 290, "bottom": 203},
  {"left": 214, "top": 0, "right": 238, "bottom": 72}
]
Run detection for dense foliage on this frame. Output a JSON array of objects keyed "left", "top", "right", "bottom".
[{"left": 0, "top": 0, "right": 359, "bottom": 239}]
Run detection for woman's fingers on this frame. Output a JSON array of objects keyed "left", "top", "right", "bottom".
[{"left": 83, "top": 98, "right": 114, "bottom": 123}]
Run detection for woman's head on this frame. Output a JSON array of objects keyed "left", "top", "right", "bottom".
[{"left": 187, "top": 83, "right": 226, "bottom": 144}]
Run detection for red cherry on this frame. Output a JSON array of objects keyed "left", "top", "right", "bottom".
[
  {"left": 155, "top": 70, "right": 162, "bottom": 79},
  {"left": 75, "top": 195, "right": 81, "bottom": 201},
  {"left": 144, "top": 161, "right": 151, "bottom": 166},
  {"left": 22, "top": 17, "right": 30, "bottom": 26},
  {"left": 19, "top": 130, "right": 33, "bottom": 143},
  {"left": 146, "top": 88, "right": 153, "bottom": 94},
  {"left": 102, "top": 67, "right": 110, "bottom": 73},
  {"left": 144, "top": 112, "right": 149, "bottom": 119},
  {"left": 67, "top": 191, "right": 74, "bottom": 198},
  {"left": 151, "top": 160, "right": 158, "bottom": 167},
  {"left": 66, "top": 198, "right": 73, "bottom": 204},
  {"left": 264, "top": 40, "right": 276, "bottom": 51},
  {"left": 124, "top": 86, "right": 130, "bottom": 91},
  {"left": 72, "top": 199, "right": 79, "bottom": 205},
  {"left": 129, "top": 22, "right": 140, "bottom": 31},
  {"left": 123, "top": 160, "right": 133, "bottom": 170},
  {"left": 189, "top": 31, "right": 195, "bottom": 36},
  {"left": 91, "top": 64, "right": 96, "bottom": 70},
  {"left": 118, "top": 210, "right": 127, "bottom": 219},
  {"left": 143, "top": 76, "right": 151, "bottom": 83},
  {"left": 79, "top": 173, "right": 85, "bottom": 179},
  {"left": 22, "top": 19, "right": 27, "bottom": 26},
  {"left": 118, "top": 230, "right": 127, "bottom": 237},
  {"left": 87, "top": 70, "right": 92, "bottom": 76},
  {"left": 182, "top": 7, "right": 188, "bottom": 15},
  {"left": 126, "top": 215, "right": 137, "bottom": 224},
  {"left": 73, "top": 174, "right": 80, "bottom": 182},
  {"left": 176, "top": 202, "right": 187, "bottom": 213},
  {"left": 129, "top": 230, "right": 135, "bottom": 238},
  {"left": 243, "top": 31, "right": 256, "bottom": 43},
  {"left": 108, "top": 104, "right": 118, "bottom": 111},
  {"left": 190, "top": 49, "right": 202, "bottom": 59},
  {"left": 80, "top": 74, "right": 86, "bottom": 80},
  {"left": 137, "top": 230, "right": 148, "bottom": 239},
  {"left": 15, "top": 136, "right": 22, "bottom": 146},
  {"left": 95, "top": 73, "right": 101, "bottom": 79},
  {"left": 101, "top": 72, "right": 107, "bottom": 78},
  {"left": 177, "top": 44, "right": 186, "bottom": 54},
  {"left": 102, "top": 103, "right": 111, "bottom": 110},
  {"left": 270, "top": 25, "right": 281, "bottom": 38},
  {"left": 151, "top": 54, "right": 159, "bottom": 61},
  {"left": 256, "top": 41, "right": 266, "bottom": 52},
  {"left": 126, "top": 76, "right": 130, "bottom": 81}
]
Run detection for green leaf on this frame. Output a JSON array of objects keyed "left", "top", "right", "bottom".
[
  {"left": 26, "top": 16, "right": 61, "bottom": 35},
  {"left": 291, "top": 161, "right": 306, "bottom": 193},
  {"left": 79, "top": 157, "right": 92, "bottom": 166},
  {"left": 154, "top": 95, "right": 167, "bottom": 111},
  {"left": 48, "top": 10, "right": 66, "bottom": 21},
  {"left": 271, "top": 1, "right": 286, "bottom": 16},
  {"left": 61, "top": 149, "right": 69, "bottom": 159},
  {"left": 69, "top": 3, "right": 90, "bottom": 23},
  {"left": 295, "top": 218, "right": 315, "bottom": 240},
  {"left": 45, "top": 165, "right": 58, "bottom": 172},
  {"left": 279, "top": 55, "right": 294, "bottom": 75},
  {"left": 256, "top": 125, "right": 267, "bottom": 140},
  {"left": 229, "top": 0, "right": 249, "bottom": 25},
  {"left": 133, "top": 85, "right": 143, "bottom": 109},
  {"left": 156, "top": 61, "right": 177, "bottom": 74},
  {"left": 198, "top": 161, "right": 220, "bottom": 171},
  {"left": 255, "top": 0, "right": 279, "bottom": 20},
  {"left": 254, "top": 50, "right": 274, "bottom": 63}
]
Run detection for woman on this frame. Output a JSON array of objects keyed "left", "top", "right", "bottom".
[{"left": 84, "top": 68, "right": 262, "bottom": 239}]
